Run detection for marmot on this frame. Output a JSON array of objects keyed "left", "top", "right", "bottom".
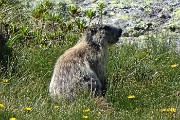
[{"left": 49, "top": 25, "right": 122, "bottom": 101}]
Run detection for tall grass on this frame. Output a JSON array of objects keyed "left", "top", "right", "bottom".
[
  {"left": 106, "top": 34, "right": 179, "bottom": 119},
  {"left": 0, "top": 0, "right": 179, "bottom": 120},
  {"left": 0, "top": 33, "right": 179, "bottom": 120}
]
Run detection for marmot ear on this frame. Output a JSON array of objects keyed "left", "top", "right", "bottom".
[
  {"left": 85, "top": 26, "right": 97, "bottom": 33},
  {"left": 99, "top": 25, "right": 111, "bottom": 35},
  {"left": 102, "top": 25, "right": 111, "bottom": 30}
]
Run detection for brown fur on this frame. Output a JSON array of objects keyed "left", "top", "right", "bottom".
[{"left": 49, "top": 25, "right": 122, "bottom": 101}]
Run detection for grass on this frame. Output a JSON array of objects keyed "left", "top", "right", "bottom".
[
  {"left": 0, "top": 1, "right": 180, "bottom": 120},
  {"left": 0, "top": 33, "right": 179, "bottom": 120}
]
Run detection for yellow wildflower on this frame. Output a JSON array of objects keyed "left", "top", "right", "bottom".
[
  {"left": 9, "top": 117, "right": 16, "bottom": 120},
  {"left": 83, "top": 108, "right": 90, "bottom": 112},
  {"left": 82, "top": 115, "right": 88, "bottom": 119},
  {"left": 0, "top": 103, "right": 5, "bottom": 108},
  {"left": 161, "top": 108, "right": 176, "bottom": 113},
  {"left": 2, "top": 79, "right": 9, "bottom": 83},
  {"left": 171, "top": 64, "right": 178, "bottom": 68},
  {"left": 128, "top": 95, "right": 136, "bottom": 99},
  {"left": 97, "top": 111, "right": 101, "bottom": 116},
  {"left": 54, "top": 105, "right": 60, "bottom": 109},
  {"left": 24, "top": 107, "right": 32, "bottom": 111}
]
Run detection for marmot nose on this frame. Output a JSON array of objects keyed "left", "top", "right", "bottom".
[{"left": 117, "top": 28, "right": 122, "bottom": 37}]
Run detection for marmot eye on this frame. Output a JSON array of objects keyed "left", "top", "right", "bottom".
[{"left": 91, "top": 28, "right": 97, "bottom": 33}]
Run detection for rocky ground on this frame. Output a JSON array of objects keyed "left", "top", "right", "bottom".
[
  {"left": 74, "top": 0, "right": 180, "bottom": 33},
  {"left": 3, "top": 0, "right": 180, "bottom": 53},
  {"left": 60, "top": 0, "right": 180, "bottom": 53}
]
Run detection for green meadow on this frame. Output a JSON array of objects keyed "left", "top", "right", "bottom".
[{"left": 0, "top": 1, "right": 179, "bottom": 120}]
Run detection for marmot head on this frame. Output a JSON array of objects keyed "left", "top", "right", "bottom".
[
  {"left": 83, "top": 25, "right": 122, "bottom": 49},
  {"left": 101, "top": 25, "right": 122, "bottom": 44}
]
